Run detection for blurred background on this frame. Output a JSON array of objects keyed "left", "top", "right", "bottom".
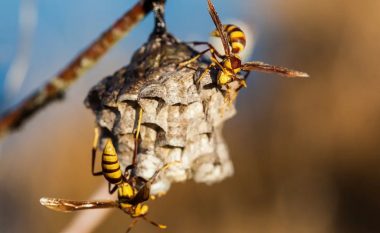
[{"left": 1, "top": 0, "right": 379, "bottom": 232}]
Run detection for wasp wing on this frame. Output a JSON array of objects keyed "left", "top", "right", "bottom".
[
  {"left": 40, "top": 197, "right": 118, "bottom": 212},
  {"left": 241, "top": 61, "right": 309, "bottom": 78},
  {"left": 207, "top": 0, "right": 231, "bottom": 57}
]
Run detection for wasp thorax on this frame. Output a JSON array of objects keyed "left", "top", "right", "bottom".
[{"left": 118, "top": 183, "right": 135, "bottom": 200}]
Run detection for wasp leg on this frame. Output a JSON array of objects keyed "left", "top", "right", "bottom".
[
  {"left": 223, "top": 85, "right": 238, "bottom": 110},
  {"left": 134, "top": 108, "right": 143, "bottom": 142},
  {"left": 233, "top": 71, "right": 250, "bottom": 94},
  {"left": 228, "top": 89, "right": 238, "bottom": 105},
  {"left": 184, "top": 41, "right": 225, "bottom": 59},
  {"left": 92, "top": 128, "right": 103, "bottom": 176},
  {"left": 242, "top": 70, "right": 251, "bottom": 80},
  {"left": 126, "top": 218, "right": 140, "bottom": 233},
  {"left": 108, "top": 183, "right": 118, "bottom": 194},
  {"left": 124, "top": 164, "right": 134, "bottom": 176},
  {"left": 196, "top": 47, "right": 226, "bottom": 84},
  {"left": 210, "top": 56, "right": 225, "bottom": 72},
  {"left": 236, "top": 79, "right": 247, "bottom": 93},
  {"left": 178, "top": 48, "right": 210, "bottom": 68},
  {"left": 197, "top": 63, "right": 215, "bottom": 84}
]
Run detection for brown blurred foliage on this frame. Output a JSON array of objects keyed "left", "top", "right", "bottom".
[{"left": 1, "top": 0, "right": 379, "bottom": 232}]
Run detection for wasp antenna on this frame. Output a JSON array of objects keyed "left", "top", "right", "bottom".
[
  {"left": 149, "top": 161, "right": 181, "bottom": 184},
  {"left": 132, "top": 107, "right": 143, "bottom": 171},
  {"left": 143, "top": 216, "right": 167, "bottom": 229},
  {"left": 92, "top": 128, "right": 99, "bottom": 154}
]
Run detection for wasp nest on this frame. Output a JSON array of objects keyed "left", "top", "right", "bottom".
[{"left": 85, "top": 33, "right": 240, "bottom": 195}]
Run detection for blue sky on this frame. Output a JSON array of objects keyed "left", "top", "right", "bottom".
[{"left": 0, "top": 0, "right": 275, "bottom": 111}]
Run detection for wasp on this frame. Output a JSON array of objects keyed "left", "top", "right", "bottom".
[
  {"left": 41, "top": 111, "right": 175, "bottom": 232},
  {"left": 180, "top": 0, "right": 309, "bottom": 99},
  {"left": 90, "top": 108, "right": 144, "bottom": 194}
]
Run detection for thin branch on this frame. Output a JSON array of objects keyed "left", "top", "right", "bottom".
[{"left": 0, "top": 0, "right": 162, "bottom": 138}]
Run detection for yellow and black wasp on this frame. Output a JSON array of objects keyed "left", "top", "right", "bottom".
[
  {"left": 180, "top": 0, "right": 309, "bottom": 97},
  {"left": 90, "top": 108, "right": 143, "bottom": 194},
  {"left": 41, "top": 109, "right": 173, "bottom": 232},
  {"left": 41, "top": 138, "right": 174, "bottom": 232}
]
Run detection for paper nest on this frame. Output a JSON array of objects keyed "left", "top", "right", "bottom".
[{"left": 85, "top": 33, "right": 239, "bottom": 195}]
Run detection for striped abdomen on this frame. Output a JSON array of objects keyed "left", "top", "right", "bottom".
[
  {"left": 211, "top": 24, "right": 246, "bottom": 54},
  {"left": 102, "top": 140, "right": 123, "bottom": 185}
]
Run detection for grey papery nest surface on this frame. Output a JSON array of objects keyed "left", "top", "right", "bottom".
[{"left": 85, "top": 33, "right": 240, "bottom": 195}]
